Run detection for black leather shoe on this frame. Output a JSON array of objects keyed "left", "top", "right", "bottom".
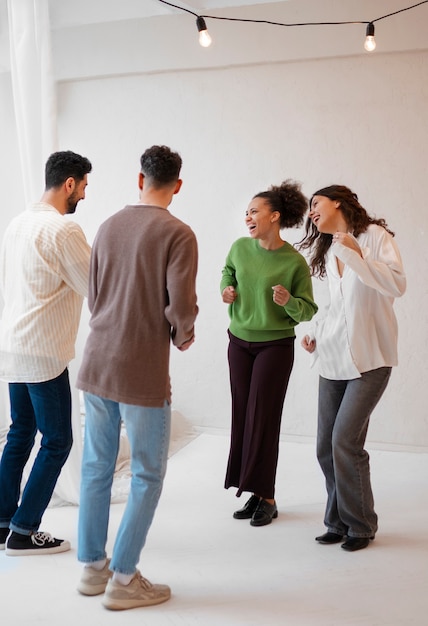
[
  {"left": 341, "top": 536, "right": 373, "bottom": 552},
  {"left": 315, "top": 532, "right": 345, "bottom": 544},
  {"left": 250, "top": 500, "right": 278, "bottom": 527},
  {"left": 233, "top": 495, "right": 260, "bottom": 519}
]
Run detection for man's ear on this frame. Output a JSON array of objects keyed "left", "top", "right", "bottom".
[
  {"left": 173, "top": 179, "right": 183, "bottom": 195},
  {"left": 138, "top": 172, "right": 144, "bottom": 191},
  {"left": 65, "top": 177, "right": 76, "bottom": 194}
]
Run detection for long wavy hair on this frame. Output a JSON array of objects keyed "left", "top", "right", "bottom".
[{"left": 298, "top": 185, "right": 394, "bottom": 277}]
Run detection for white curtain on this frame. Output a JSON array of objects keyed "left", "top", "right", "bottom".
[
  {"left": 6, "top": 0, "right": 82, "bottom": 505},
  {"left": 0, "top": 383, "right": 10, "bottom": 449},
  {"left": 8, "top": 0, "right": 57, "bottom": 202}
]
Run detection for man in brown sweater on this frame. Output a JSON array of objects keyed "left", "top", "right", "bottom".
[{"left": 76, "top": 145, "right": 198, "bottom": 610}]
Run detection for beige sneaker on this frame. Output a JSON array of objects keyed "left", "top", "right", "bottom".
[
  {"left": 102, "top": 570, "right": 171, "bottom": 610},
  {"left": 77, "top": 559, "right": 112, "bottom": 596}
]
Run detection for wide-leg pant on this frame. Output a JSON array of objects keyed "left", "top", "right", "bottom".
[
  {"left": 317, "top": 367, "right": 391, "bottom": 538},
  {"left": 225, "top": 332, "right": 295, "bottom": 499}
]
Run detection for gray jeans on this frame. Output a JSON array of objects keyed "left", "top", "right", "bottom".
[{"left": 317, "top": 367, "right": 392, "bottom": 538}]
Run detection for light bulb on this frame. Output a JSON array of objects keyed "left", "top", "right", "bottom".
[
  {"left": 199, "top": 30, "right": 212, "bottom": 47},
  {"left": 196, "top": 16, "right": 212, "bottom": 48},
  {"left": 364, "top": 23, "right": 376, "bottom": 52}
]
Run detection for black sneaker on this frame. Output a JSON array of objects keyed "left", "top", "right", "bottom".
[
  {"left": 0, "top": 527, "right": 10, "bottom": 550},
  {"left": 5, "top": 531, "right": 71, "bottom": 556}
]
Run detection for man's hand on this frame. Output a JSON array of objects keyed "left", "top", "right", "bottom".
[{"left": 177, "top": 336, "right": 195, "bottom": 351}]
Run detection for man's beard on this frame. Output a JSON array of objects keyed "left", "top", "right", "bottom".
[{"left": 66, "top": 194, "right": 78, "bottom": 214}]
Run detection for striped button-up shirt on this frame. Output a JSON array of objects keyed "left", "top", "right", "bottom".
[{"left": 0, "top": 202, "right": 90, "bottom": 383}]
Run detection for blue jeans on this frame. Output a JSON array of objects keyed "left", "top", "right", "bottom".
[
  {"left": 317, "top": 367, "right": 391, "bottom": 538},
  {"left": 78, "top": 393, "right": 171, "bottom": 575},
  {"left": 0, "top": 369, "right": 72, "bottom": 535}
]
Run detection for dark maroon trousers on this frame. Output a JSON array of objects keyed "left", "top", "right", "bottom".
[{"left": 225, "top": 331, "right": 295, "bottom": 499}]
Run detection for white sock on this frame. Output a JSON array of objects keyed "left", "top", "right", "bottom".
[
  {"left": 86, "top": 559, "right": 106, "bottom": 571},
  {"left": 113, "top": 571, "right": 134, "bottom": 586}
]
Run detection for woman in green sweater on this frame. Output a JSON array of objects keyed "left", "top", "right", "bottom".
[{"left": 221, "top": 180, "right": 318, "bottom": 526}]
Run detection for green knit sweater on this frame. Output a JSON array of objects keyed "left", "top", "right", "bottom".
[{"left": 220, "top": 237, "right": 318, "bottom": 342}]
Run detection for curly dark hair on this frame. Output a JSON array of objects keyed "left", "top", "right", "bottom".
[
  {"left": 140, "top": 145, "right": 182, "bottom": 187},
  {"left": 298, "top": 185, "right": 394, "bottom": 278},
  {"left": 253, "top": 179, "right": 308, "bottom": 229},
  {"left": 45, "top": 151, "right": 92, "bottom": 190}
]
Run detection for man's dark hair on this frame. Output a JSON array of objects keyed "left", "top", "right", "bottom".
[
  {"left": 140, "top": 145, "right": 182, "bottom": 187},
  {"left": 45, "top": 150, "right": 92, "bottom": 190}
]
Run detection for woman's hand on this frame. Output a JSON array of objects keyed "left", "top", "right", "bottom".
[
  {"left": 301, "top": 335, "right": 316, "bottom": 353},
  {"left": 222, "top": 286, "right": 237, "bottom": 303},
  {"left": 272, "top": 284, "right": 290, "bottom": 306},
  {"left": 333, "top": 232, "right": 362, "bottom": 256}
]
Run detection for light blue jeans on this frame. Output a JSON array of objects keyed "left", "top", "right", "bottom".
[
  {"left": 77, "top": 393, "right": 171, "bottom": 574},
  {"left": 317, "top": 367, "right": 391, "bottom": 538}
]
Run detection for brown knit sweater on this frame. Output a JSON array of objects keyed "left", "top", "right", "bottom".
[{"left": 77, "top": 204, "right": 198, "bottom": 406}]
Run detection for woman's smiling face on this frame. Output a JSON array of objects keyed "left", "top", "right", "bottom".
[
  {"left": 245, "top": 197, "right": 279, "bottom": 239},
  {"left": 309, "top": 195, "right": 342, "bottom": 234}
]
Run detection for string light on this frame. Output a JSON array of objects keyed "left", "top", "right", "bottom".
[
  {"left": 364, "top": 23, "right": 376, "bottom": 52},
  {"left": 196, "top": 16, "right": 212, "bottom": 48},
  {"left": 157, "top": 0, "right": 428, "bottom": 52}
]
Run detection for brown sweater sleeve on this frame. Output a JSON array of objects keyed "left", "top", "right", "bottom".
[{"left": 164, "top": 225, "right": 198, "bottom": 348}]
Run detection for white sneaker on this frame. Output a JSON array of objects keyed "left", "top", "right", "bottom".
[
  {"left": 77, "top": 559, "right": 112, "bottom": 596},
  {"left": 102, "top": 570, "right": 171, "bottom": 610}
]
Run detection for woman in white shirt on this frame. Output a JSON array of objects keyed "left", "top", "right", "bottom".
[{"left": 300, "top": 185, "right": 406, "bottom": 552}]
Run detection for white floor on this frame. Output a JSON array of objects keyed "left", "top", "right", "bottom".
[{"left": 1, "top": 433, "right": 428, "bottom": 625}]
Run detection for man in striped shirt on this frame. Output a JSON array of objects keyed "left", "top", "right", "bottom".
[{"left": 0, "top": 150, "right": 92, "bottom": 555}]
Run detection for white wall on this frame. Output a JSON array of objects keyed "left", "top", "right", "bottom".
[
  {"left": 1, "top": 0, "right": 427, "bottom": 449},
  {"left": 53, "top": 50, "right": 428, "bottom": 449}
]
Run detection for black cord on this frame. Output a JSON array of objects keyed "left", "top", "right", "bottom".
[
  {"left": 198, "top": 16, "right": 366, "bottom": 27},
  {"left": 372, "top": 0, "right": 428, "bottom": 23},
  {"left": 157, "top": 0, "right": 428, "bottom": 29},
  {"left": 157, "top": 0, "right": 198, "bottom": 18}
]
